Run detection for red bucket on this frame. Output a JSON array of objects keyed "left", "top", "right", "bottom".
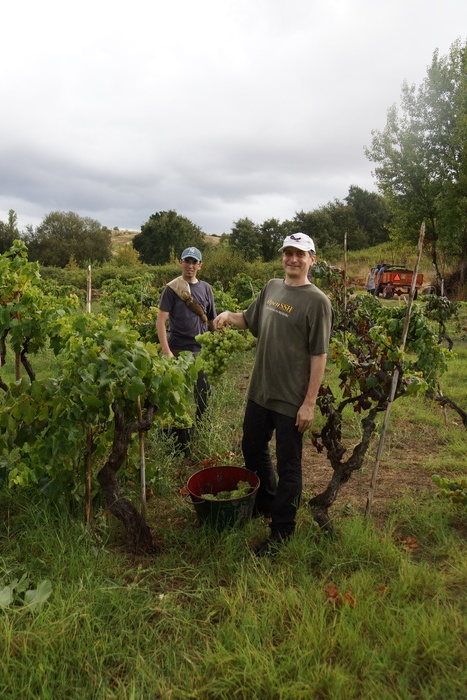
[{"left": 186, "top": 466, "right": 260, "bottom": 529}]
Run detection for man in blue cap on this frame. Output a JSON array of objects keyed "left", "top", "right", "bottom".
[{"left": 156, "top": 246, "right": 216, "bottom": 451}]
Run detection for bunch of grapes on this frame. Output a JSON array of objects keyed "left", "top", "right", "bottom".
[{"left": 196, "top": 327, "right": 256, "bottom": 381}]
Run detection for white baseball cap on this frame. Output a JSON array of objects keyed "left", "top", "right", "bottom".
[{"left": 279, "top": 233, "right": 315, "bottom": 253}]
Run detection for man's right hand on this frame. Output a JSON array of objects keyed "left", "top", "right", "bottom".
[{"left": 213, "top": 311, "right": 231, "bottom": 331}]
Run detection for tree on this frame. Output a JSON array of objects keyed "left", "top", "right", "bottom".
[
  {"left": 344, "top": 186, "right": 392, "bottom": 246},
  {"left": 113, "top": 244, "right": 142, "bottom": 267},
  {"left": 293, "top": 207, "right": 341, "bottom": 251},
  {"left": 133, "top": 211, "right": 205, "bottom": 265},
  {"left": 259, "top": 218, "right": 285, "bottom": 261},
  {"left": 25, "top": 211, "right": 112, "bottom": 267},
  {"left": 228, "top": 218, "right": 261, "bottom": 261},
  {"left": 365, "top": 39, "right": 467, "bottom": 289},
  {"left": 0, "top": 210, "right": 19, "bottom": 254}
]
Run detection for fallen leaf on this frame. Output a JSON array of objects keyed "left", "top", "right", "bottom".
[
  {"left": 200, "top": 458, "right": 217, "bottom": 468},
  {"left": 325, "top": 583, "right": 341, "bottom": 606},
  {"left": 392, "top": 532, "right": 420, "bottom": 552},
  {"left": 342, "top": 592, "right": 356, "bottom": 608}
]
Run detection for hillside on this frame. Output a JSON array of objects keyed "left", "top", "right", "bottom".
[{"left": 110, "top": 229, "right": 220, "bottom": 251}]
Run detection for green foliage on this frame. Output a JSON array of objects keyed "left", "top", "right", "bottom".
[
  {"left": 0, "top": 574, "right": 52, "bottom": 609},
  {"left": 39, "top": 261, "right": 161, "bottom": 291},
  {"left": 228, "top": 217, "right": 262, "bottom": 261},
  {"left": 423, "top": 294, "right": 461, "bottom": 327},
  {"left": 24, "top": 211, "right": 112, "bottom": 267},
  {"left": 293, "top": 188, "right": 391, "bottom": 253},
  {"left": 227, "top": 272, "right": 263, "bottom": 307},
  {"left": 432, "top": 474, "right": 467, "bottom": 505},
  {"left": 100, "top": 275, "right": 160, "bottom": 314},
  {"left": 0, "top": 313, "right": 199, "bottom": 488},
  {"left": 201, "top": 245, "right": 273, "bottom": 288},
  {"left": 211, "top": 284, "right": 241, "bottom": 314},
  {"left": 344, "top": 185, "right": 392, "bottom": 245},
  {"left": 365, "top": 38, "right": 467, "bottom": 272},
  {"left": 133, "top": 210, "right": 205, "bottom": 265},
  {"left": 0, "top": 209, "right": 19, "bottom": 254},
  {"left": 112, "top": 244, "right": 142, "bottom": 267},
  {"left": 0, "top": 241, "right": 79, "bottom": 386},
  {"left": 259, "top": 217, "right": 286, "bottom": 261}
]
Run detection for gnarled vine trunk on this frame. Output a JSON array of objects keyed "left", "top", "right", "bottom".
[
  {"left": 309, "top": 407, "right": 380, "bottom": 531},
  {"left": 97, "top": 400, "right": 157, "bottom": 554}
]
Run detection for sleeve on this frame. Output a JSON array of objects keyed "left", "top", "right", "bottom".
[
  {"left": 243, "top": 287, "right": 266, "bottom": 337},
  {"left": 206, "top": 285, "right": 217, "bottom": 321},
  {"left": 158, "top": 286, "right": 176, "bottom": 313},
  {"left": 307, "top": 295, "right": 333, "bottom": 355}
]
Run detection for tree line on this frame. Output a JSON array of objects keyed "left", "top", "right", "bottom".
[{"left": 0, "top": 186, "right": 391, "bottom": 270}]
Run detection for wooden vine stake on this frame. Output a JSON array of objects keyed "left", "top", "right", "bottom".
[
  {"left": 86, "top": 265, "right": 92, "bottom": 313},
  {"left": 137, "top": 396, "right": 147, "bottom": 521},
  {"left": 14, "top": 291, "right": 21, "bottom": 380},
  {"left": 85, "top": 265, "right": 92, "bottom": 525},
  {"left": 343, "top": 231, "right": 348, "bottom": 314},
  {"left": 365, "top": 222, "right": 426, "bottom": 518},
  {"left": 343, "top": 231, "right": 348, "bottom": 344}
]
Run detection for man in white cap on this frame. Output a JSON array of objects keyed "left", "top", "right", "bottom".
[
  {"left": 156, "top": 246, "right": 216, "bottom": 451},
  {"left": 213, "top": 233, "right": 332, "bottom": 555}
]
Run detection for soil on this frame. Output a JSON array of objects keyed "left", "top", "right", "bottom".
[{"left": 300, "top": 431, "right": 441, "bottom": 526}]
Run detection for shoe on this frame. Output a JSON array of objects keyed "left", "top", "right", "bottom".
[{"left": 253, "top": 531, "right": 290, "bottom": 557}]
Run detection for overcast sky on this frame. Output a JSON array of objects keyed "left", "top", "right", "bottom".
[{"left": 1, "top": 1, "right": 465, "bottom": 236}]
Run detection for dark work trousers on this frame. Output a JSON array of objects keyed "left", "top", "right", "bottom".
[
  {"left": 194, "top": 369, "right": 209, "bottom": 421},
  {"left": 242, "top": 399, "right": 303, "bottom": 537},
  {"left": 172, "top": 347, "right": 210, "bottom": 450}
]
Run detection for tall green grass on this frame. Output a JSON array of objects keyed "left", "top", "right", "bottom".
[{"left": 1, "top": 487, "right": 465, "bottom": 698}]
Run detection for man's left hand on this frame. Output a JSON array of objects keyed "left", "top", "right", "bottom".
[{"left": 295, "top": 404, "right": 315, "bottom": 434}]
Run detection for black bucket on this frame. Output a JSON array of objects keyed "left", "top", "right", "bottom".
[{"left": 186, "top": 466, "right": 260, "bottom": 529}]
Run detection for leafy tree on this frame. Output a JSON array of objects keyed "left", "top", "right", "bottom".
[
  {"left": 293, "top": 207, "right": 339, "bottom": 251},
  {"left": 259, "top": 218, "right": 285, "bottom": 261},
  {"left": 0, "top": 210, "right": 19, "bottom": 254},
  {"left": 344, "top": 185, "right": 392, "bottom": 246},
  {"left": 133, "top": 211, "right": 205, "bottom": 265},
  {"left": 113, "top": 244, "right": 142, "bottom": 267},
  {"left": 326, "top": 199, "right": 365, "bottom": 250},
  {"left": 365, "top": 39, "right": 467, "bottom": 288},
  {"left": 294, "top": 188, "right": 391, "bottom": 253},
  {"left": 228, "top": 218, "right": 261, "bottom": 261},
  {"left": 25, "top": 211, "right": 112, "bottom": 267}
]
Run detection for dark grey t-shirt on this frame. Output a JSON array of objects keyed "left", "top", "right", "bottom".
[
  {"left": 159, "top": 280, "right": 216, "bottom": 354},
  {"left": 243, "top": 279, "right": 333, "bottom": 417}
]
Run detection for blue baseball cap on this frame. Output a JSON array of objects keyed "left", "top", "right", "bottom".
[{"left": 180, "top": 247, "right": 202, "bottom": 262}]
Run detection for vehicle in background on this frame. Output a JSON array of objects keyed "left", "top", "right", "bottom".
[{"left": 375, "top": 264, "right": 424, "bottom": 299}]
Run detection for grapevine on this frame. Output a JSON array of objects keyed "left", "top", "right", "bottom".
[
  {"left": 195, "top": 326, "right": 256, "bottom": 381},
  {"left": 432, "top": 475, "right": 467, "bottom": 506}
]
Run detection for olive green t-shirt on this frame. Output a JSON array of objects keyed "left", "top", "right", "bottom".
[{"left": 243, "top": 279, "right": 333, "bottom": 418}]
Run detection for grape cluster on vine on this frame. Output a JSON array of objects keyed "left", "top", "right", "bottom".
[{"left": 195, "top": 327, "right": 255, "bottom": 381}]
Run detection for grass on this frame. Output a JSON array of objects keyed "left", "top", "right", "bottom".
[{"left": 0, "top": 488, "right": 465, "bottom": 698}]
